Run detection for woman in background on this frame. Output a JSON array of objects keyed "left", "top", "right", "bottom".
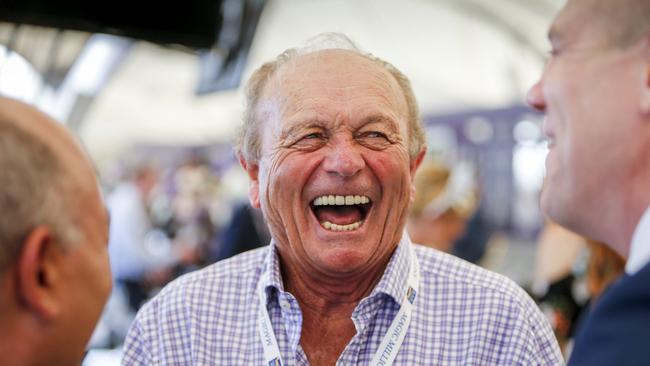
[
  {"left": 407, "top": 159, "right": 478, "bottom": 252},
  {"left": 533, "top": 221, "right": 625, "bottom": 356}
]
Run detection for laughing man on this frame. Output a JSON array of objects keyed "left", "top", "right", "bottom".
[{"left": 122, "top": 35, "right": 562, "bottom": 366}]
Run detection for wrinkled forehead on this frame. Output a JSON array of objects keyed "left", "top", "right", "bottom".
[{"left": 260, "top": 49, "right": 408, "bottom": 118}]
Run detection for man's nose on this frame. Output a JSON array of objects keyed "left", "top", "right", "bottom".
[
  {"left": 323, "top": 137, "right": 365, "bottom": 177},
  {"left": 526, "top": 78, "right": 546, "bottom": 112}
]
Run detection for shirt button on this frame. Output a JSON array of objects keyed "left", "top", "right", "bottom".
[{"left": 279, "top": 299, "right": 291, "bottom": 310}]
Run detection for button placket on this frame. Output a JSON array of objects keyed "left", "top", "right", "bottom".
[{"left": 279, "top": 293, "right": 303, "bottom": 361}]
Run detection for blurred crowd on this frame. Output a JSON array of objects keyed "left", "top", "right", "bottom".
[
  {"left": 91, "top": 152, "right": 270, "bottom": 347},
  {"left": 91, "top": 151, "right": 625, "bottom": 360}
]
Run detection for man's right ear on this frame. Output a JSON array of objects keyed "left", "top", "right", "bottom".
[
  {"left": 237, "top": 153, "right": 261, "bottom": 208},
  {"left": 16, "top": 226, "right": 62, "bottom": 320}
]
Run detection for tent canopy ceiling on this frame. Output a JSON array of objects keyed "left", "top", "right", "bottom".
[{"left": 2, "top": 0, "right": 563, "bottom": 162}]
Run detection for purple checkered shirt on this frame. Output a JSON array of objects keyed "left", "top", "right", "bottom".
[{"left": 122, "top": 235, "right": 563, "bottom": 365}]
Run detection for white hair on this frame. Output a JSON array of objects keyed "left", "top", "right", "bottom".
[{"left": 237, "top": 32, "right": 425, "bottom": 163}]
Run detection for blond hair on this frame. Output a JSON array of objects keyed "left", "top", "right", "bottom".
[{"left": 410, "top": 160, "right": 478, "bottom": 219}]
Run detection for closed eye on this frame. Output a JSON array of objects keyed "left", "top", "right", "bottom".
[
  {"left": 359, "top": 131, "right": 388, "bottom": 139},
  {"left": 290, "top": 131, "right": 328, "bottom": 150},
  {"left": 303, "top": 132, "right": 323, "bottom": 140},
  {"left": 355, "top": 130, "right": 392, "bottom": 150}
]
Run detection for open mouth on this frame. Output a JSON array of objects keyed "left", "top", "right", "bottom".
[{"left": 310, "top": 195, "right": 372, "bottom": 232}]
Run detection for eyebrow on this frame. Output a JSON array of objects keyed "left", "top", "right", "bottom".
[
  {"left": 279, "top": 121, "right": 326, "bottom": 141},
  {"left": 279, "top": 114, "right": 400, "bottom": 141},
  {"left": 360, "top": 114, "right": 399, "bottom": 132}
]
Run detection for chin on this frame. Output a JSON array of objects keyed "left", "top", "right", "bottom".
[
  {"left": 541, "top": 193, "right": 577, "bottom": 233},
  {"left": 541, "top": 196, "right": 563, "bottom": 226},
  {"left": 540, "top": 175, "right": 561, "bottom": 215},
  {"left": 313, "top": 246, "right": 374, "bottom": 274}
]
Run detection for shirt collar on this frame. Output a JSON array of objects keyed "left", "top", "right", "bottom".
[
  {"left": 258, "top": 233, "right": 413, "bottom": 305},
  {"left": 368, "top": 233, "right": 412, "bottom": 306},
  {"left": 626, "top": 205, "right": 650, "bottom": 275},
  {"left": 259, "top": 240, "right": 285, "bottom": 300}
]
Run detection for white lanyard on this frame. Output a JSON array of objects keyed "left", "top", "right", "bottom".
[{"left": 257, "top": 246, "right": 420, "bottom": 366}]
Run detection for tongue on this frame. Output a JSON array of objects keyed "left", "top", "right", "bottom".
[{"left": 314, "top": 206, "right": 363, "bottom": 225}]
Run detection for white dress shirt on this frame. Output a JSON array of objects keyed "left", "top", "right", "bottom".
[
  {"left": 107, "top": 182, "right": 175, "bottom": 280},
  {"left": 626, "top": 206, "right": 650, "bottom": 275}
]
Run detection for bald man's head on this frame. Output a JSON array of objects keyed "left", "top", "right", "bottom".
[
  {"left": 0, "top": 97, "right": 111, "bottom": 366},
  {"left": 0, "top": 97, "right": 95, "bottom": 272},
  {"left": 560, "top": 0, "right": 650, "bottom": 48}
]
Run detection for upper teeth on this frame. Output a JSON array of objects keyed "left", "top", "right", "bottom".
[{"left": 313, "top": 195, "right": 370, "bottom": 206}]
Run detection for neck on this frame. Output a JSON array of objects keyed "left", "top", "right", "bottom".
[
  {"left": 279, "top": 256, "right": 389, "bottom": 366},
  {"left": 580, "top": 154, "right": 650, "bottom": 258},
  {"left": 280, "top": 256, "right": 389, "bottom": 316},
  {"left": 0, "top": 305, "right": 65, "bottom": 366},
  {"left": 615, "top": 197, "right": 650, "bottom": 257},
  {"left": 593, "top": 192, "right": 650, "bottom": 259},
  {"left": 612, "top": 134, "right": 650, "bottom": 255},
  {"left": 0, "top": 321, "right": 41, "bottom": 366},
  {"left": 0, "top": 282, "right": 28, "bottom": 365}
]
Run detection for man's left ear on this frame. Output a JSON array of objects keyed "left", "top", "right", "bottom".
[
  {"left": 16, "top": 226, "right": 65, "bottom": 320},
  {"left": 409, "top": 148, "right": 426, "bottom": 203},
  {"left": 410, "top": 148, "right": 426, "bottom": 177},
  {"left": 237, "top": 152, "right": 261, "bottom": 209}
]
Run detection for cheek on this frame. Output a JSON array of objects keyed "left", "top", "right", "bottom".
[
  {"left": 100, "top": 250, "right": 113, "bottom": 297},
  {"left": 366, "top": 149, "right": 414, "bottom": 222},
  {"left": 564, "top": 124, "right": 598, "bottom": 172},
  {"left": 367, "top": 143, "right": 410, "bottom": 170},
  {"left": 369, "top": 151, "right": 412, "bottom": 187},
  {"left": 261, "top": 152, "right": 321, "bottom": 222},
  {"left": 544, "top": 66, "right": 583, "bottom": 116},
  {"left": 86, "top": 247, "right": 112, "bottom": 302},
  {"left": 265, "top": 152, "right": 315, "bottom": 196}
]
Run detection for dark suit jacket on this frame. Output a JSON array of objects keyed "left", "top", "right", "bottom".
[
  {"left": 568, "top": 260, "right": 650, "bottom": 365},
  {"left": 214, "top": 203, "right": 270, "bottom": 261}
]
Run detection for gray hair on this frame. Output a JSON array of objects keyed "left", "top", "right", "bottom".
[
  {"left": 237, "top": 32, "right": 426, "bottom": 163},
  {"left": 0, "top": 120, "right": 79, "bottom": 273}
]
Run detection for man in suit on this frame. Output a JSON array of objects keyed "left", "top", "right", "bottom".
[
  {"left": 527, "top": 0, "right": 650, "bottom": 364},
  {"left": 0, "top": 97, "right": 112, "bottom": 366}
]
